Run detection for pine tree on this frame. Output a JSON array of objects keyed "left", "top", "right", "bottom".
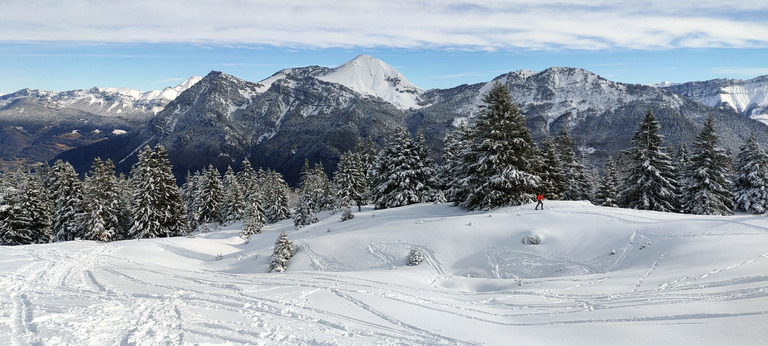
[
  {"left": 675, "top": 144, "right": 692, "bottom": 189},
  {"left": 0, "top": 169, "right": 25, "bottom": 245},
  {"left": 221, "top": 166, "right": 246, "bottom": 225},
  {"left": 128, "top": 145, "right": 189, "bottom": 239},
  {"left": 293, "top": 199, "right": 319, "bottom": 229},
  {"left": 371, "top": 127, "right": 438, "bottom": 209},
  {"left": 237, "top": 159, "right": 261, "bottom": 204},
  {"left": 596, "top": 157, "right": 620, "bottom": 207},
  {"left": 196, "top": 165, "right": 224, "bottom": 224},
  {"left": 556, "top": 129, "right": 591, "bottom": 201},
  {"left": 681, "top": 116, "right": 733, "bottom": 215},
  {"left": 241, "top": 200, "right": 266, "bottom": 239},
  {"left": 619, "top": 109, "right": 680, "bottom": 212},
  {"left": 181, "top": 171, "right": 203, "bottom": 228},
  {"left": 537, "top": 136, "right": 568, "bottom": 200},
  {"left": 453, "top": 82, "right": 541, "bottom": 210},
  {"left": 333, "top": 150, "right": 368, "bottom": 211},
  {"left": 414, "top": 131, "right": 442, "bottom": 203},
  {"left": 733, "top": 133, "right": 768, "bottom": 214},
  {"left": 262, "top": 170, "right": 291, "bottom": 223},
  {"left": 269, "top": 232, "right": 294, "bottom": 273},
  {"left": 0, "top": 168, "right": 54, "bottom": 245},
  {"left": 299, "top": 160, "right": 333, "bottom": 212},
  {"left": 441, "top": 124, "right": 472, "bottom": 203},
  {"left": 80, "top": 158, "right": 125, "bottom": 242},
  {"left": 48, "top": 160, "right": 84, "bottom": 241},
  {"left": 294, "top": 160, "right": 324, "bottom": 228}
]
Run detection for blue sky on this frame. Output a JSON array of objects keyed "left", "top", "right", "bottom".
[{"left": 1, "top": 1, "right": 767, "bottom": 94}]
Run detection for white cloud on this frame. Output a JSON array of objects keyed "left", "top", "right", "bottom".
[{"left": 2, "top": 0, "right": 767, "bottom": 50}]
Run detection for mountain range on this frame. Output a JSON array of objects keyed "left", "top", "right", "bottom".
[{"left": 2, "top": 55, "right": 767, "bottom": 184}]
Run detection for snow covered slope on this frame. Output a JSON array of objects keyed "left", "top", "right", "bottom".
[{"left": 1, "top": 201, "right": 766, "bottom": 345}]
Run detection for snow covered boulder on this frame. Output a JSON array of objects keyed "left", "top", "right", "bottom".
[{"left": 522, "top": 232, "right": 544, "bottom": 245}]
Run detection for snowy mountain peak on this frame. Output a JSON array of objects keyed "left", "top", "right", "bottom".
[
  {"left": 662, "top": 75, "right": 768, "bottom": 124},
  {"left": 99, "top": 76, "right": 203, "bottom": 105},
  {"left": 318, "top": 55, "right": 424, "bottom": 109}
]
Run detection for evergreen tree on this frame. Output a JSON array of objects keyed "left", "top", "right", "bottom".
[
  {"left": 333, "top": 150, "right": 368, "bottom": 211},
  {"left": 0, "top": 169, "right": 25, "bottom": 245},
  {"left": 294, "top": 160, "right": 326, "bottom": 228},
  {"left": 299, "top": 160, "right": 333, "bottom": 212},
  {"left": 80, "top": 158, "right": 125, "bottom": 242},
  {"left": 237, "top": 159, "right": 261, "bottom": 205},
  {"left": 196, "top": 165, "right": 224, "bottom": 224},
  {"left": 452, "top": 82, "right": 541, "bottom": 210},
  {"left": 293, "top": 199, "right": 319, "bottom": 229},
  {"left": 537, "top": 136, "right": 568, "bottom": 200},
  {"left": 675, "top": 144, "right": 693, "bottom": 189},
  {"left": 128, "top": 145, "right": 189, "bottom": 239},
  {"left": 556, "top": 129, "right": 591, "bottom": 201},
  {"left": 596, "top": 157, "right": 620, "bottom": 207},
  {"left": 414, "top": 131, "right": 442, "bottom": 203},
  {"left": 371, "top": 127, "right": 438, "bottom": 209},
  {"left": 733, "top": 133, "right": 768, "bottom": 214},
  {"left": 619, "top": 109, "right": 679, "bottom": 212},
  {"left": 262, "top": 170, "right": 291, "bottom": 223},
  {"left": 441, "top": 124, "right": 472, "bottom": 203},
  {"left": 681, "top": 116, "right": 733, "bottom": 215},
  {"left": 241, "top": 200, "right": 266, "bottom": 239},
  {"left": 48, "top": 160, "right": 84, "bottom": 241},
  {"left": 269, "top": 232, "right": 294, "bottom": 273},
  {"left": 181, "top": 171, "right": 203, "bottom": 228},
  {"left": 1, "top": 168, "right": 53, "bottom": 245},
  {"left": 221, "top": 166, "right": 246, "bottom": 225}
]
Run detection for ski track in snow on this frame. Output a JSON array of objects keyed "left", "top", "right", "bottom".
[{"left": 1, "top": 202, "right": 767, "bottom": 344}]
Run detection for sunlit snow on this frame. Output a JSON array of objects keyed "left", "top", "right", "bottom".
[{"left": 1, "top": 201, "right": 766, "bottom": 345}]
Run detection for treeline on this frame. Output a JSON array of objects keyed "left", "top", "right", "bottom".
[{"left": 2, "top": 82, "right": 767, "bottom": 246}]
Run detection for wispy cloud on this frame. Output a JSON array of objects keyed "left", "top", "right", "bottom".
[{"left": 1, "top": 1, "right": 767, "bottom": 50}]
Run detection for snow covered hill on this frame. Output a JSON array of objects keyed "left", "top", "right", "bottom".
[{"left": 2, "top": 201, "right": 766, "bottom": 345}]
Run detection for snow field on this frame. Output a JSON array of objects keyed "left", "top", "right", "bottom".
[{"left": 1, "top": 201, "right": 767, "bottom": 345}]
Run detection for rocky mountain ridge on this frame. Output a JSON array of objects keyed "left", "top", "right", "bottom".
[
  {"left": 660, "top": 75, "right": 768, "bottom": 124},
  {"left": 3, "top": 55, "right": 767, "bottom": 185}
]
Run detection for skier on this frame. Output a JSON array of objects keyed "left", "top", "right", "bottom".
[{"left": 535, "top": 193, "right": 544, "bottom": 210}]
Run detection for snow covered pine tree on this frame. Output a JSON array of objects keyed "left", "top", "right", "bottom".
[
  {"left": 619, "top": 109, "right": 679, "bottom": 212},
  {"left": 128, "top": 145, "right": 189, "bottom": 239},
  {"left": 681, "top": 116, "right": 733, "bottom": 215},
  {"left": 733, "top": 133, "right": 768, "bottom": 214},
  {"left": 269, "top": 232, "right": 294, "bottom": 272},
  {"left": 451, "top": 82, "right": 540, "bottom": 210}
]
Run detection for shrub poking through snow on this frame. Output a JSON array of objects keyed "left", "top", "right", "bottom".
[
  {"left": 269, "top": 232, "right": 294, "bottom": 272},
  {"left": 340, "top": 207, "right": 354, "bottom": 222},
  {"left": 522, "top": 233, "right": 543, "bottom": 245},
  {"left": 407, "top": 248, "right": 425, "bottom": 266}
]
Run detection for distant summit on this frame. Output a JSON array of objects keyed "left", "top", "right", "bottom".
[
  {"left": 256, "top": 55, "right": 424, "bottom": 110},
  {"left": 317, "top": 55, "right": 424, "bottom": 109}
]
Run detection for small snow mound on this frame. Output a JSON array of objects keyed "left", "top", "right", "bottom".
[{"left": 522, "top": 232, "right": 544, "bottom": 245}]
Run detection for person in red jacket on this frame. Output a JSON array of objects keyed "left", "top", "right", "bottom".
[{"left": 535, "top": 193, "right": 544, "bottom": 210}]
